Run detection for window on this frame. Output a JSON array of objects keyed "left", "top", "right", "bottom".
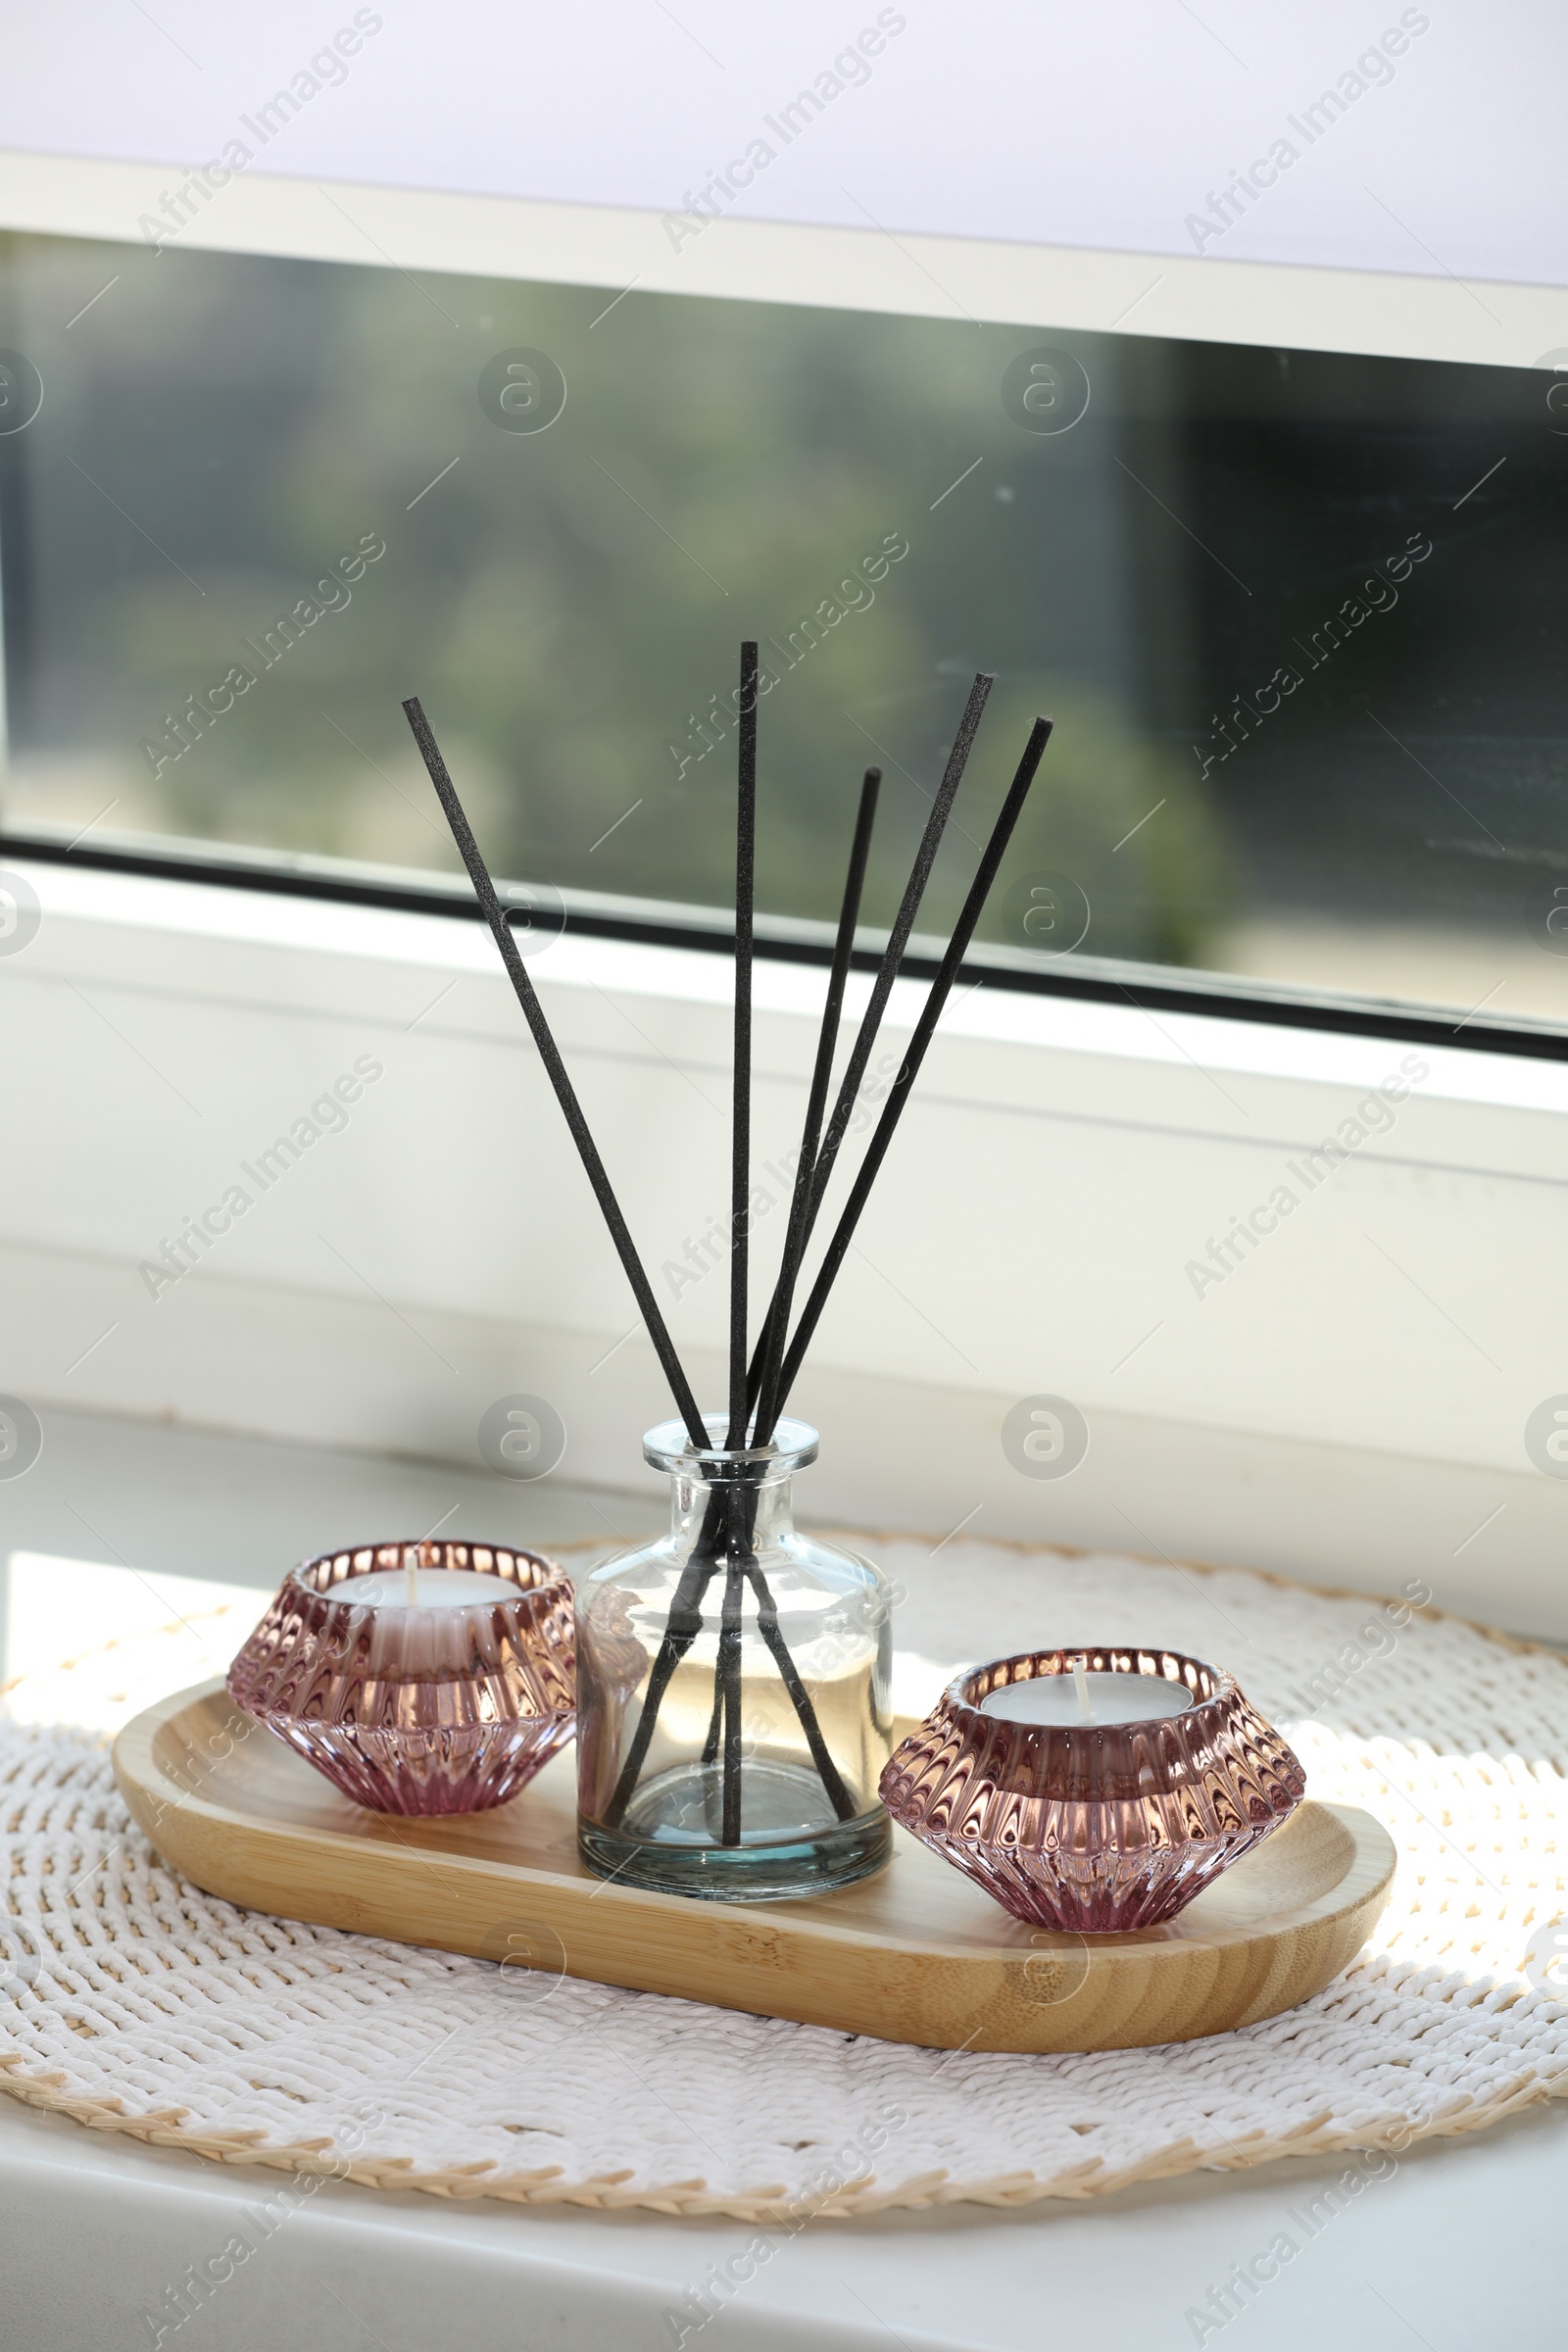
[{"left": 2, "top": 227, "right": 1564, "bottom": 1041}]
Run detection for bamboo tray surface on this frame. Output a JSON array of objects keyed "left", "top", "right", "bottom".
[{"left": 114, "top": 1682, "right": 1396, "bottom": 2053}]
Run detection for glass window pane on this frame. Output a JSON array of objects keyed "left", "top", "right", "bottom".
[{"left": 2, "top": 229, "right": 1564, "bottom": 1031}]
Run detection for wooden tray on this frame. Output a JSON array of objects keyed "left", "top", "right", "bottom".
[{"left": 114, "top": 1682, "right": 1396, "bottom": 2054}]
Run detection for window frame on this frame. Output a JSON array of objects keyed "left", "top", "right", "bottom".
[
  {"left": 5, "top": 823, "right": 1567, "bottom": 1065},
  {"left": 3, "top": 161, "right": 1566, "bottom": 1060}
]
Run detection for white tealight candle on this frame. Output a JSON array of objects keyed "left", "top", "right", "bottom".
[
  {"left": 344, "top": 1569, "right": 514, "bottom": 1611},
  {"left": 980, "top": 1672, "right": 1192, "bottom": 1727}
]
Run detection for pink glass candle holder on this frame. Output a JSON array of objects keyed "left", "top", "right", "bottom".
[
  {"left": 227, "top": 1540, "right": 575, "bottom": 1816},
  {"left": 879, "top": 1646, "right": 1305, "bottom": 1932}
]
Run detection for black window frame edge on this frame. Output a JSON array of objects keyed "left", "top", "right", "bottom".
[{"left": 6, "top": 826, "right": 1566, "bottom": 1065}]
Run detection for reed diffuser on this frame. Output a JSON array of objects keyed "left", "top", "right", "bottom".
[{"left": 403, "top": 653, "right": 1052, "bottom": 1899}]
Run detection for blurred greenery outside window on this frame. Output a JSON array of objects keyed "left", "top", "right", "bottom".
[{"left": 1, "top": 229, "right": 1565, "bottom": 1032}]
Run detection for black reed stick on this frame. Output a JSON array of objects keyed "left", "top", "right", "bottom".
[
  {"left": 726, "top": 643, "right": 759, "bottom": 1450},
  {"left": 402, "top": 694, "right": 709, "bottom": 1451},
  {"left": 801, "top": 673, "right": 993, "bottom": 1212},
  {"left": 745, "top": 1556, "right": 857, "bottom": 1818},
  {"left": 750, "top": 764, "right": 880, "bottom": 1440},
  {"left": 744, "top": 673, "right": 993, "bottom": 1418},
  {"left": 695, "top": 1533, "right": 858, "bottom": 1822},
  {"left": 604, "top": 1552, "right": 714, "bottom": 1826},
  {"left": 717, "top": 645, "right": 758, "bottom": 1844},
  {"left": 718, "top": 1539, "right": 745, "bottom": 1845},
  {"left": 701, "top": 1678, "right": 724, "bottom": 1767},
  {"left": 765, "top": 715, "right": 1054, "bottom": 1427}
]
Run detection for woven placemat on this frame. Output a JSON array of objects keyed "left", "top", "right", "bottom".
[{"left": 2, "top": 1535, "right": 1566, "bottom": 2216}]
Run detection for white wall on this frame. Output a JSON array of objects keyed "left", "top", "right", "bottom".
[
  {"left": 1, "top": 3, "right": 1562, "bottom": 287},
  {"left": 3, "top": 7, "right": 1566, "bottom": 370},
  {"left": 1, "top": 859, "right": 1563, "bottom": 1634}
]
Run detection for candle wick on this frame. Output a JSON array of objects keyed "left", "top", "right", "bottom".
[{"left": 1073, "top": 1661, "right": 1094, "bottom": 1723}]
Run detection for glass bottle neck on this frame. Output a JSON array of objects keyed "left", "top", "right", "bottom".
[{"left": 669, "top": 1465, "right": 796, "bottom": 1556}]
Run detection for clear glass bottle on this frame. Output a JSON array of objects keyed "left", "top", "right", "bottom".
[{"left": 576, "top": 1415, "right": 894, "bottom": 1900}]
